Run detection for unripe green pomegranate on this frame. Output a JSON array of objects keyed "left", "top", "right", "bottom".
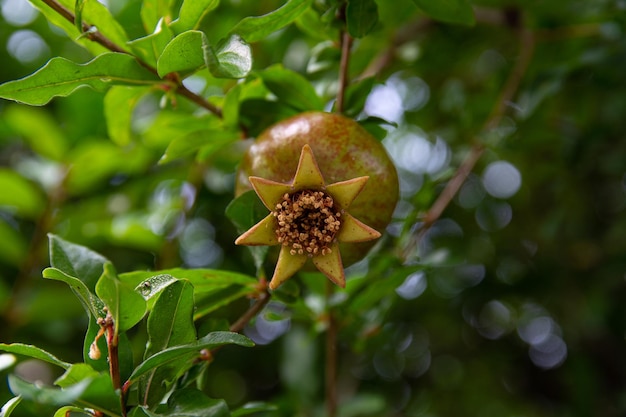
[{"left": 235, "top": 112, "right": 399, "bottom": 288}]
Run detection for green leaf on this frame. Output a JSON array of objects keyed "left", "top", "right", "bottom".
[
  {"left": 226, "top": 190, "right": 271, "bottom": 271},
  {"left": 259, "top": 64, "right": 323, "bottom": 111},
  {"left": 128, "top": 332, "right": 253, "bottom": 384},
  {"left": 206, "top": 34, "right": 253, "bottom": 79},
  {"left": 3, "top": 105, "right": 69, "bottom": 161},
  {"left": 48, "top": 234, "right": 108, "bottom": 292},
  {"left": 194, "top": 285, "right": 256, "bottom": 320},
  {"left": 157, "top": 30, "right": 207, "bottom": 77},
  {"left": 0, "top": 397, "right": 22, "bottom": 417},
  {"left": 27, "top": 0, "right": 107, "bottom": 55},
  {"left": 140, "top": 279, "right": 197, "bottom": 407},
  {"left": 53, "top": 406, "right": 92, "bottom": 417},
  {"left": 95, "top": 262, "right": 147, "bottom": 335},
  {"left": 229, "top": 0, "right": 313, "bottom": 43},
  {"left": 54, "top": 365, "right": 122, "bottom": 416},
  {"left": 54, "top": 364, "right": 100, "bottom": 387},
  {"left": 159, "top": 128, "right": 239, "bottom": 164},
  {"left": 0, "top": 343, "right": 70, "bottom": 369},
  {"left": 411, "top": 0, "right": 475, "bottom": 25},
  {"left": 231, "top": 402, "right": 278, "bottom": 417},
  {"left": 164, "top": 388, "right": 229, "bottom": 417},
  {"left": 0, "top": 219, "right": 28, "bottom": 267},
  {"left": 128, "top": 18, "right": 174, "bottom": 68},
  {"left": 141, "top": 0, "right": 175, "bottom": 33},
  {"left": 170, "top": 0, "right": 220, "bottom": 34},
  {"left": 238, "top": 99, "right": 299, "bottom": 136},
  {"left": 134, "top": 273, "right": 179, "bottom": 304},
  {"left": 104, "top": 86, "right": 151, "bottom": 146},
  {"left": 346, "top": 0, "right": 379, "bottom": 38},
  {"left": 0, "top": 169, "right": 44, "bottom": 219},
  {"left": 295, "top": 7, "right": 337, "bottom": 41},
  {"left": 122, "top": 268, "right": 257, "bottom": 288},
  {"left": 0, "top": 53, "right": 159, "bottom": 106},
  {"left": 7, "top": 375, "right": 89, "bottom": 406},
  {"left": 42, "top": 267, "right": 105, "bottom": 318}
]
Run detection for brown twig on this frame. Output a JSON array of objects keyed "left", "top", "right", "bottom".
[
  {"left": 229, "top": 289, "right": 271, "bottom": 333},
  {"left": 39, "top": 0, "right": 223, "bottom": 117},
  {"left": 405, "top": 24, "right": 535, "bottom": 259}
]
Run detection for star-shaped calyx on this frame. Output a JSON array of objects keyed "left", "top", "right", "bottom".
[{"left": 235, "top": 144, "right": 381, "bottom": 290}]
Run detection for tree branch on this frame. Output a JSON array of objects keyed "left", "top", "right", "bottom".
[
  {"left": 229, "top": 289, "right": 271, "bottom": 334},
  {"left": 39, "top": 0, "right": 223, "bottom": 117}
]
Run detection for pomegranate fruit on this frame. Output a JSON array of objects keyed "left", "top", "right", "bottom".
[{"left": 235, "top": 111, "right": 399, "bottom": 288}]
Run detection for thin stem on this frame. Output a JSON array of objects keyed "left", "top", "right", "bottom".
[
  {"left": 39, "top": 0, "right": 223, "bottom": 117},
  {"left": 229, "top": 289, "right": 271, "bottom": 333},
  {"left": 404, "top": 23, "right": 535, "bottom": 259},
  {"left": 325, "top": 280, "right": 338, "bottom": 417},
  {"left": 336, "top": 30, "right": 353, "bottom": 114}
]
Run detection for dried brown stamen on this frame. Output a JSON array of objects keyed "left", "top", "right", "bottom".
[{"left": 273, "top": 189, "right": 341, "bottom": 256}]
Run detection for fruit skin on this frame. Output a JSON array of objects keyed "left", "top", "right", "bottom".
[{"left": 236, "top": 111, "right": 399, "bottom": 266}]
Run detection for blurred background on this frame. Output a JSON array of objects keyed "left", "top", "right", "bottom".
[{"left": 0, "top": 0, "right": 625, "bottom": 416}]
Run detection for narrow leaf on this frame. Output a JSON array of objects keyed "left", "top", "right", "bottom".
[
  {"left": 229, "top": 0, "right": 313, "bottom": 43},
  {"left": 104, "top": 86, "right": 150, "bottom": 146},
  {"left": 259, "top": 64, "right": 322, "bottom": 111},
  {"left": 232, "top": 402, "right": 279, "bottom": 416},
  {"left": 411, "top": 0, "right": 475, "bottom": 25},
  {"left": 0, "top": 343, "right": 70, "bottom": 369},
  {"left": 170, "top": 0, "right": 219, "bottom": 33},
  {"left": 206, "top": 34, "right": 252, "bottom": 79},
  {"left": 346, "top": 0, "right": 379, "bottom": 38},
  {"left": 0, "top": 397, "right": 22, "bottom": 417},
  {"left": 128, "top": 332, "right": 253, "bottom": 383},
  {"left": 0, "top": 53, "right": 159, "bottom": 106},
  {"left": 157, "top": 30, "right": 207, "bottom": 77},
  {"left": 95, "top": 262, "right": 147, "bottom": 334}
]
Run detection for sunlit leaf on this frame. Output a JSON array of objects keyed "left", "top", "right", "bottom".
[
  {"left": 206, "top": 34, "right": 252, "bottom": 79},
  {"left": 259, "top": 64, "right": 323, "bottom": 111},
  {"left": 170, "top": 0, "right": 220, "bottom": 33},
  {"left": 0, "top": 53, "right": 159, "bottom": 106},
  {"left": 346, "top": 0, "right": 379, "bottom": 38},
  {"left": 157, "top": 30, "right": 207, "bottom": 77},
  {"left": 0, "top": 343, "right": 70, "bottom": 369},
  {"left": 0, "top": 397, "right": 22, "bottom": 417},
  {"left": 95, "top": 262, "right": 147, "bottom": 335},
  {"left": 128, "top": 332, "right": 253, "bottom": 384},
  {"left": 411, "top": 0, "right": 475, "bottom": 25},
  {"left": 53, "top": 406, "right": 92, "bottom": 417},
  {"left": 229, "top": 0, "right": 313, "bottom": 42},
  {"left": 104, "top": 86, "right": 151, "bottom": 146}
]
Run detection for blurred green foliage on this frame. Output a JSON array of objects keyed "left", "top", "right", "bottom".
[{"left": 0, "top": 0, "right": 625, "bottom": 416}]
